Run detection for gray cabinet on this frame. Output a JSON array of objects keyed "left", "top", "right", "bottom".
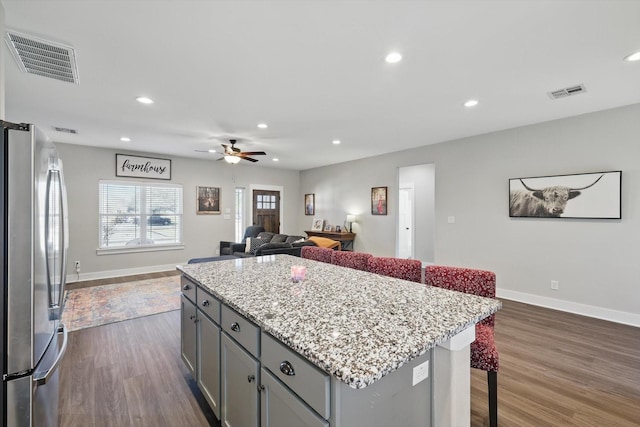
[
  {"left": 198, "top": 313, "right": 220, "bottom": 419},
  {"left": 260, "top": 368, "right": 328, "bottom": 427},
  {"left": 180, "top": 295, "right": 197, "bottom": 378},
  {"left": 221, "top": 333, "right": 260, "bottom": 427}
]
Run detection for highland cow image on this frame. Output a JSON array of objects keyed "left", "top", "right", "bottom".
[{"left": 509, "top": 171, "right": 621, "bottom": 219}]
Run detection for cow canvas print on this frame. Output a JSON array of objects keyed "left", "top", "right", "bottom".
[{"left": 509, "top": 171, "right": 621, "bottom": 219}]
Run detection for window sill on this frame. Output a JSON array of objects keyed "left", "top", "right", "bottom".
[{"left": 96, "top": 243, "right": 185, "bottom": 256}]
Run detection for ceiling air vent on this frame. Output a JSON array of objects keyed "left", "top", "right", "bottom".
[
  {"left": 548, "top": 84, "right": 586, "bottom": 100},
  {"left": 53, "top": 126, "right": 78, "bottom": 134},
  {"left": 4, "top": 30, "right": 79, "bottom": 84}
]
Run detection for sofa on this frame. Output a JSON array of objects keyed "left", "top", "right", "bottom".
[
  {"left": 229, "top": 231, "right": 316, "bottom": 258},
  {"left": 220, "top": 225, "right": 265, "bottom": 256}
]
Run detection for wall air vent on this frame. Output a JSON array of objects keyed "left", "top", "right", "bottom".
[
  {"left": 53, "top": 126, "right": 78, "bottom": 134},
  {"left": 4, "top": 30, "right": 79, "bottom": 84},
  {"left": 548, "top": 84, "right": 586, "bottom": 100}
]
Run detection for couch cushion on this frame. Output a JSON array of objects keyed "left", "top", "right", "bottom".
[
  {"left": 292, "top": 240, "right": 316, "bottom": 248},
  {"left": 254, "top": 242, "right": 292, "bottom": 255},
  {"left": 256, "top": 232, "right": 276, "bottom": 242},
  {"left": 271, "top": 234, "right": 288, "bottom": 243}
]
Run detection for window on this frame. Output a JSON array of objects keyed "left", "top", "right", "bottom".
[
  {"left": 256, "top": 194, "right": 276, "bottom": 210},
  {"left": 98, "top": 180, "right": 183, "bottom": 251},
  {"left": 235, "top": 187, "right": 245, "bottom": 242}
]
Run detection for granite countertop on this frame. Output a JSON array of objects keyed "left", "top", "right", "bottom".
[{"left": 178, "top": 255, "right": 501, "bottom": 389}]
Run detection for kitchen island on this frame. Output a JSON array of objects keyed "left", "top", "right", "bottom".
[{"left": 178, "top": 255, "right": 501, "bottom": 427}]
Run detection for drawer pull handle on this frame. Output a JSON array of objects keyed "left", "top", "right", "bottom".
[
  {"left": 201, "top": 300, "right": 210, "bottom": 307},
  {"left": 247, "top": 375, "right": 255, "bottom": 383},
  {"left": 189, "top": 315, "right": 196, "bottom": 320},
  {"left": 183, "top": 284, "right": 191, "bottom": 291},
  {"left": 230, "top": 322, "right": 241, "bottom": 332},
  {"left": 280, "top": 361, "right": 295, "bottom": 376}
]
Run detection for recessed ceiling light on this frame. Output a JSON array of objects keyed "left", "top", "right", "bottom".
[
  {"left": 623, "top": 51, "right": 640, "bottom": 62},
  {"left": 385, "top": 52, "right": 402, "bottom": 64},
  {"left": 120, "top": 137, "right": 131, "bottom": 142},
  {"left": 272, "top": 158, "right": 279, "bottom": 162},
  {"left": 464, "top": 99, "right": 479, "bottom": 108},
  {"left": 136, "top": 96, "right": 154, "bottom": 104},
  {"left": 332, "top": 140, "right": 341, "bottom": 145},
  {"left": 208, "top": 149, "right": 216, "bottom": 153},
  {"left": 257, "top": 123, "right": 268, "bottom": 129}
]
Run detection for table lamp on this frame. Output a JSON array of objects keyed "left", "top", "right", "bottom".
[{"left": 345, "top": 215, "right": 356, "bottom": 233}]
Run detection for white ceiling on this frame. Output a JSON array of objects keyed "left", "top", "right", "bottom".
[{"left": 3, "top": 0, "right": 639, "bottom": 171}]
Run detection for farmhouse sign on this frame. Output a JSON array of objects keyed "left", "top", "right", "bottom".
[{"left": 116, "top": 154, "right": 171, "bottom": 180}]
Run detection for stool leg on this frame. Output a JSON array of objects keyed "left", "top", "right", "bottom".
[{"left": 488, "top": 371, "right": 498, "bottom": 427}]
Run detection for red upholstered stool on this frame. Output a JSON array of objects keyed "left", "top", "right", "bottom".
[
  {"left": 425, "top": 265, "right": 499, "bottom": 427},
  {"left": 366, "top": 256, "right": 422, "bottom": 283}
]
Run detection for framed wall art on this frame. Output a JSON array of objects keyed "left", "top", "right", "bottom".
[
  {"left": 371, "top": 186, "right": 388, "bottom": 215},
  {"left": 509, "top": 171, "right": 621, "bottom": 219},
  {"left": 197, "top": 186, "right": 221, "bottom": 214},
  {"left": 311, "top": 218, "right": 324, "bottom": 231},
  {"left": 305, "top": 193, "right": 315, "bottom": 215}
]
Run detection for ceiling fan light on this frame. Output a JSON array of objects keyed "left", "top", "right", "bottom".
[{"left": 224, "top": 155, "right": 241, "bottom": 164}]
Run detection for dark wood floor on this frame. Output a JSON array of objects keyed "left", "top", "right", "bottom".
[
  {"left": 58, "top": 310, "right": 218, "bottom": 427},
  {"left": 59, "top": 299, "right": 640, "bottom": 427}
]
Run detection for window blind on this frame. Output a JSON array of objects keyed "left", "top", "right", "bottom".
[{"left": 99, "top": 180, "right": 183, "bottom": 249}]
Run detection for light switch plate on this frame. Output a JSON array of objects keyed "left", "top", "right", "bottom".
[
  {"left": 447, "top": 216, "right": 456, "bottom": 224},
  {"left": 223, "top": 214, "right": 231, "bottom": 220}
]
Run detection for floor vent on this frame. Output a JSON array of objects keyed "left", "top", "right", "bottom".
[
  {"left": 548, "top": 84, "right": 586, "bottom": 100},
  {"left": 53, "top": 126, "right": 78, "bottom": 134},
  {"left": 4, "top": 30, "right": 79, "bottom": 84}
]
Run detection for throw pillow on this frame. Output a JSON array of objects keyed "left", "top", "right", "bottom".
[
  {"left": 249, "top": 238, "right": 264, "bottom": 254},
  {"left": 293, "top": 237, "right": 305, "bottom": 243}
]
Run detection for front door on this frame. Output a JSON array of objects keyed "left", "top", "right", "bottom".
[{"left": 252, "top": 190, "right": 280, "bottom": 233}]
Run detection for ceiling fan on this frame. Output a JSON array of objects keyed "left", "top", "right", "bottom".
[{"left": 218, "top": 139, "right": 266, "bottom": 163}]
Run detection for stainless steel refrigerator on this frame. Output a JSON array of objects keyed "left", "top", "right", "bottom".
[{"left": 1, "top": 121, "right": 69, "bottom": 427}]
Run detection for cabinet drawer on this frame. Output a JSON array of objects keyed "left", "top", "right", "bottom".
[
  {"left": 181, "top": 276, "right": 197, "bottom": 303},
  {"left": 197, "top": 287, "right": 221, "bottom": 324},
  {"left": 261, "top": 332, "right": 330, "bottom": 420},
  {"left": 221, "top": 305, "right": 260, "bottom": 357},
  {"left": 261, "top": 368, "right": 329, "bottom": 427}
]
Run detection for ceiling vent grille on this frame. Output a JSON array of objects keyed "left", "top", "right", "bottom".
[
  {"left": 548, "top": 84, "right": 586, "bottom": 100},
  {"left": 53, "top": 126, "right": 78, "bottom": 134},
  {"left": 4, "top": 30, "right": 79, "bottom": 84}
]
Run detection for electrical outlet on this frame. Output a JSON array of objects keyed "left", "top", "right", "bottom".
[
  {"left": 412, "top": 360, "right": 429, "bottom": 386},
  {"left": 550, "top": 280, "right": 559, "bottom": 290},
  {"left": 75, "top": 261, "right": 81, "bottom": 273}
]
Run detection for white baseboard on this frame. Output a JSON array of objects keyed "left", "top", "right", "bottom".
[
  {"left": 497, "top": 288, "right": 640, "bottom": 327},
  {"left": 66, "top": 262, "right": 187, "bottom": 283}
]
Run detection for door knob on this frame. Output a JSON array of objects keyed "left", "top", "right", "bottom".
[{"left": 230, "top": 322, "right": 241, "bottom": 332}]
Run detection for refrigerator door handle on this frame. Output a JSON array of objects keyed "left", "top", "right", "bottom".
[
  {"left": 44, "top": 168, "right": 68, "bottom": 311},
  {"left": 57, "top": 168, "right": 69, "bottom": 309},
  {"left": 33, "top": 324, "right": 68, "bottom": 386}
]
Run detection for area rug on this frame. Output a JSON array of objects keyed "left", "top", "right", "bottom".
[{"left": 61, "top": 275, "right": 181, "bottom": 331}]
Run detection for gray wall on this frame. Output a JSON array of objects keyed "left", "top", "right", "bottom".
[
  {"left": 57, "top": 143, "right": 300, "bottom": 280},
  {"left": 299, "top": 104, "right": 640, "bottom": 324}
]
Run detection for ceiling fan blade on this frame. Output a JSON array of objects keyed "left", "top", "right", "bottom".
[
  {"left": 239, "top": 151, "right": 266, "bottom": 156},
  {"left": 240, "top": 156, "right": 259, "bottom": 163}
]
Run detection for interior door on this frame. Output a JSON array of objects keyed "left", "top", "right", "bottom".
[
  {"left": 398, "top": 185, "right": 414, "bottom": 259},
  {"left": 252, "top": 190, "right": 280, "bottom": 233}
]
